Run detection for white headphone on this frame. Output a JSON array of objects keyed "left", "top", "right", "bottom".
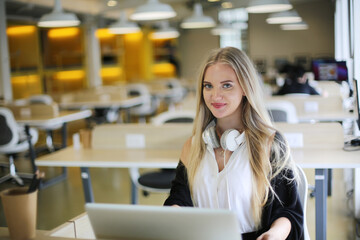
[{"left": 202, "top": 123, "right": 244, "bottom": 151}]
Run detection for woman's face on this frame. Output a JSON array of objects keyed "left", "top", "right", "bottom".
[{"left": 202, "top": 63, "right": 245, "bottom": 120}]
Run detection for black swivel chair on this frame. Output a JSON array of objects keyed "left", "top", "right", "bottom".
[
  {"left": 129, "top": 110, "right": 195, "bottom": 204},
  {"left": 0, "top": 107, "right": 38, "bottom": 185}
]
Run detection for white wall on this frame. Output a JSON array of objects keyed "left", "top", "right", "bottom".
[
  {"left": 248, "top": 0, "right": 334, "bottom": 72},
  {"left": 178, "top": 1, "right": 335, "bottom": 83},
  {"left": 178, "top": 27, "right": 219, "bottom": 82}
]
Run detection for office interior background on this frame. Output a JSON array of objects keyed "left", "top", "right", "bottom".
[{"left": 0, "top": 0, "right": 360, "bottom": 239}]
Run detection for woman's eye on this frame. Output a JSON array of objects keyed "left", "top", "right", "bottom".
[
  {"left": 223, "top": 83, "right": 232, "bottom": 89},
  {"left": 203, "top": 83, "right": 212, "bottom": 89}
]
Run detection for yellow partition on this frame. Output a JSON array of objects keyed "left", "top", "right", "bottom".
[{"left": 11, "top": 75, "right": 42, "bottom": 99}]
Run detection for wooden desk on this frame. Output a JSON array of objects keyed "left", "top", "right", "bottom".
[
  {"left": 59, "top": 97, "right": 142, "bottom": 110},
  {"left": 37, "top": 123, "right": 191, "bottom": 202},
  {"left": 268, "top": 95, "right": 355, "bottom": 122},
  {"left": 61, "top": 97, "right": 142, "bottom": 123},
  {"left": 0, "top": 227, "right": 78, "bottom": 240},
  {"left": 16, "top": 110, "right": 92, "bottom": 188},
  {"left": 312, "top": 81, "right": 342, "bottom": 97},
  {"left": 15, "top": 110, "right": 92, "bottom": 130},
  {"left": 35, "top": 123, "right": 358, "bottom": 240},
  {"left": 49, "top": 213, "right": 95, "bottom": 239}
]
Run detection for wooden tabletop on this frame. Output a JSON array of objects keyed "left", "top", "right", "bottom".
[
  {"left": 35, "top": 123, "right": 360, "bottom": 170},
  {"left": 15, "top": 110, "right": 92, "bottom": 127}
]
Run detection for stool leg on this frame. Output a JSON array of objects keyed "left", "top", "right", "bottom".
[{"left": 8, "top": 155, "right": 24, "bottom": 186}]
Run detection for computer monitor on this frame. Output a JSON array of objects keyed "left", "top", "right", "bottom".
[{"left": 312, "top": 59, "right": 348, "bottom": 81}]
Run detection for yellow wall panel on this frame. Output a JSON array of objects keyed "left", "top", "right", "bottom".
[{"left": 11, "top": 75, "right": 42, "bottom": 99}]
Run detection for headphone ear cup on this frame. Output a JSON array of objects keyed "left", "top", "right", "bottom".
[
  {"left": 202, "top": 126, "right": 220, "bottom": 148},
  {"left": 220, "top": 129, "right": 240, "bottom": 151}
]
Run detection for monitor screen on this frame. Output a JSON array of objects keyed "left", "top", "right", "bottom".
[{"left": 312, "top": 59, "right": 348, "bottom": 81}]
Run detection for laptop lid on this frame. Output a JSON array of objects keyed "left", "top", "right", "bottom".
[{"left": 85, "top": 203, "right": 242, "bottom": 240}]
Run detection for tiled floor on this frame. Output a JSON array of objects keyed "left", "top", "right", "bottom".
[{"left": 0, "top": 121, "right": 359, "bottom": 239}]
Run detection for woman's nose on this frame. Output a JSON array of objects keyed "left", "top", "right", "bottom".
[{"left": 212, "top": 88, "right": 223, "bottom": 99}]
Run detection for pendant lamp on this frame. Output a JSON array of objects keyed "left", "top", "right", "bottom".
[
  {"left": 130, "top": 0, "right": 176, "bottom": 21},
  {"left": 109, "top": 12, "right": 141, "bottom": 35},
  {"left": 181, "top": 3, "right": 216, "bottom": 29},
  {"left": 38, "top": 0, "right": 80, "bottom": 28},
  {"left": 266, "top": 10, "right": 302, "bottom": 24},
  {"left": 150, "top": 21, "right": 179, "bottom": 39},
  {"left": 280, "top": 22, "right": 309, "bottom": 30},
  {"left": 246, "top": 0, "right": 293, "bottom": 14}
]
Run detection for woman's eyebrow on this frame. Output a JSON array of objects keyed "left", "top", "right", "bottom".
[{"left": 220, "top": 80, "right": 233, "bottom": 83}]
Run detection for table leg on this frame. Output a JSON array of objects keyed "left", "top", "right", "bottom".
[
  {"left": 328, "top": 169, "right": 332, "bottom": 196},
  {"left": 61, "top": 122, "right": 67, "bottom": 148},
  {"left": 315, "top": 168, "right": 328, "bottom": 240},
  {"left": 39, "top": 122, "right": 68, "bottom": 189},
  {"left": 80, "top": 167, "right": 94, "bottom": 203},
  {"left": 131, "top": 181, "right": 138, "bottom": 204}
]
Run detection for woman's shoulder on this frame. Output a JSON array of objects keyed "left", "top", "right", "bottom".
[{"left": 180, "top": 137, "right": 192, "bottom": 167}]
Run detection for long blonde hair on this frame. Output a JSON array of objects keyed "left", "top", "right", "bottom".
[{"left": 187, "top": 47, "right": 295, "bottom": 228}]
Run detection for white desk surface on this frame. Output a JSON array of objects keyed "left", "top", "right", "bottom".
[
  {"left": 0, "top": 227, "right": 77, "bottom": 240},
  {"left": 49, "top": 213, "right": 95, "bottom": 239},
  {"left": 268, "top": 95, "right": 355, "bottom": 122},
  {"left": 296, "top": 111, "right": 355, "bottom": 122},
  {"left": 35, "top": 145, "right": 359, "bottom": 170},
  {"left": 36, "top": 147, "right": 181, "bottom": 169},
  {"left": 59, "top": 96, "right": 142, "bottom": 109},
  {"left": 15, "top": 110, "right": 92, "bottom": 127},
  {"left": 36, "top": 123, "right": 359, "bottom": 170}
]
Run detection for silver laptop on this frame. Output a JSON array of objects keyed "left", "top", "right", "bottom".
[{"left": 85, "top": 203, "right": 242, "bottom": 240}]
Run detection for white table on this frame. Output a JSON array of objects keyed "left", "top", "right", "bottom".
[
  {"left": 268, "top": 95, "right": 356, "bottom": 122},
  {"left": 60, "top": 95, "right": 143, "bottom": 123},
  {"left": 16, "top": 110, "right": 92, "bottom": 188},
  {"left": 35, "top": 123, "right": 360, "bottom": 240}
]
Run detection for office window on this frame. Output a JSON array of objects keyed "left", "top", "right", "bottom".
[{"left": 218, "top": 8, "right": 248, "bottom": 51}]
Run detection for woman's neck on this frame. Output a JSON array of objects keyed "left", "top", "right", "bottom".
[{"left": 216, "top": 117, "right": 243, "bottom": 134}]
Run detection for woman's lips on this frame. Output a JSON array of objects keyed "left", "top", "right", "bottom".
[{"left": 211, "top": 103, "right": 226, "bottom": 109}]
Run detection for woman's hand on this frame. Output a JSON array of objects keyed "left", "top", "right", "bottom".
[{"left": 256, "top": 217, "right": 291, "bottom": 240}]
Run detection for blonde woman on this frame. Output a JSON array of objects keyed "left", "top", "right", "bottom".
[{"left": 164, "top": 47, "right": 303, "bottom": 240}]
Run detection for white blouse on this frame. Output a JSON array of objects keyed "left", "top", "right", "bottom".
[{"left": 192, "top": 132, "right": 256, "bottom": 233}]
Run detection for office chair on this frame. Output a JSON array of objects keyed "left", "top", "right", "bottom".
[
  {"left": 127, "top": 83, "right": 159, "bottom": 123},
  {"left": 164, "top": 79, "right": 187, "bottom": 111},
  {"left": 0, "top": 107, "right": 38, "bottom": 185},
  {"left": 129, "top": 110, "right": 195, "bottom": 204},
  {"left": 28, "top": 94, "right": 62, "bottom": 152},
  {"left": 266, "top": 100, "right": 298, "bottom": 123},
  {"left": 296, "top": 165, "right": 311, "bottom": 240}
]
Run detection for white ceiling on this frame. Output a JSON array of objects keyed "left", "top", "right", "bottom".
[{"left": 5, "top": 0, "right": 329, "bottom": 26}]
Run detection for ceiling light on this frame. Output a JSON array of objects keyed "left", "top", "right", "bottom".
[
  {"left": 38, "top": 0, "right": 80, "bottom": 28},
  {"left": 280, "top": 22, "right": 309, "bottom": 30},
  {"left": 246, "top": 0, "right": 293, "bottom": 14},
  {"left": 266, "top": 10, "right": 302, "bottom": 24},
  {"left": 181, "top": 3, "right": 216, "bottom": 29},
  {"left": 221, "top": 2, "right": 233, "bottom": 9},
  {"left": 130, "top": 0, "right": 176, "bottom": 21},
  {"left": 150, "top": 21, "right": 179, "bottom": 39},
  {"left": 107, "top": 0, "right": 117, "bottom": 7},
  {"left": 109, "top": 11, "right": 141, "bottom": 35},
  {"left": 211, "top": 23, "right": 236, "bottom": 35}
]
